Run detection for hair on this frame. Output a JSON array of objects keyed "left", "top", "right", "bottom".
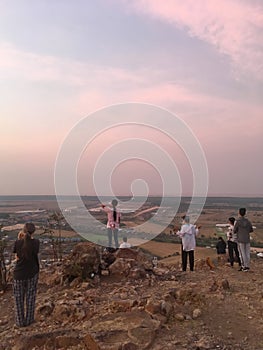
[
  {"left": 239, "top": 208, "right": 246, "bottom": 217},
  {"left": 112, "top": 199, "right": 118, "bottom": 222},
  {"left": 123, "top": 236, "right": 128, "bottom": 242},
  {"left": 228, "top": 217, "right": 235, "bottom": 225},
  {"left": 21, "top": 222, "right": 36, "bottom": 260}
]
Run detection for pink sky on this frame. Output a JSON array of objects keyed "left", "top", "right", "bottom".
[{"left": 0, "top": 1, "right": 262, "bottom": 196}]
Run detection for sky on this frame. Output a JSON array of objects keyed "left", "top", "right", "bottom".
[{"left": 0, "top": 0, "right": 262, "bottom": 197}]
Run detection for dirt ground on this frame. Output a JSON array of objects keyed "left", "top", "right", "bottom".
[{"left": 1, "top": 244, "right": 263, "bottom": 350}]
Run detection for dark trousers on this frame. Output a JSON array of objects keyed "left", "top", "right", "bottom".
[
  {"left": 182, "top": 249, "right": 194, "bottom": 271},
  {"left": 13, "top": 273, "right": 38, "bottom": 327},
  {"left": 107, "top": 228, "right": 119, "bottom": 248},
  {"left": 228, "top": 241, "right": 241, "bottom": 266}
]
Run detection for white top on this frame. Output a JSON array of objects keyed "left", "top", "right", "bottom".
[
  {"left": 177, "top": 224, "right": 198, "bottom": 251},
  {"left": 119, "top": 242, "right": 131, "bottom": 248},
  {"left": 102, "top": 206, "right": 121, "bottom": 229},
  {"left": 227, "top": 224, "right": 237, "bottom": 242}
]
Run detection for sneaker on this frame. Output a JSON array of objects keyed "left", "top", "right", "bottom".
[
  {"left": 243, "top": 267, "right": 250, "bottom": 272},
  {"left": 238, "top": 267, "right": 244, "bottom": 271}
]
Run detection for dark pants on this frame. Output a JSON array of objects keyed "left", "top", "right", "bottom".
[
  {"left": 228, "top": 241, "right": 241, "bottom": 266},
  {"left": 107, "top": 228, "right": 119, "bottom": 248},
  {"left": 182, "top": 249, "right": 194, "bottom": 271},
  {"left": 13, "top": 273, "right": 38, "bottom": 327}
]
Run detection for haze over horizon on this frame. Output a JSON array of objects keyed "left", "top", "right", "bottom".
[{"left": 0, "top": 1, "right": 262, "bottom": 197}]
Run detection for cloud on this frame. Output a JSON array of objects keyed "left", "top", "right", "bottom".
[
  {"left": 0, "top": 42, "right": 143, "bottom": 87},
  {"left": 121, "top": 0, "right": 263, "bottom": 81}
]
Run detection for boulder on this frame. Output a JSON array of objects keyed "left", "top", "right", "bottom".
[{"left": 62, "top": 242, "right": 101, "bottom": 282}]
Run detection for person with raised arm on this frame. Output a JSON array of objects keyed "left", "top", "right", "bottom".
[{"left": 101, "top": 199, "right": 121, "bottom": 248}]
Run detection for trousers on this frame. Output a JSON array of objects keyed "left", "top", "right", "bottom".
[
  {"left": 107, "top": 228, "right": 119, "bottom": 248},
  {"left": 238, "top": 242, "right": 250, "bottom": 268},
  {"left": 182, "top": 248, "right": 194, "bottom": 271},
  {"left": 13, "top": 273, "right": 38, "bottom": 327}
]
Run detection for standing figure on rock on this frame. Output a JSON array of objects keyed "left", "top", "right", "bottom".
[
  {"left": 226, "top": 217, "right": 241, "bottom": 268},
  {"left": 13, "top": 222, "right": 40, "bottom": 327},
  {"left": 177, "top": 216, "right": 199, "bottom": 272},
  {"left": 234, "top": 208, "right": 253, "bottom": 271},
  {"left": 102, "top": 199, "right": 121, "bottom": 248}
]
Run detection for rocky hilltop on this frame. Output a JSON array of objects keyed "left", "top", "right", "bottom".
[{"left": 0, "top": 242, "right": 263, "bottom": 350}]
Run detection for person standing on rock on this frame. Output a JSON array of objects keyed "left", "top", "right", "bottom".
[
  {"left": 226, "top": 217, "right": 241, "bottom": 268},
  {"left": 177, "top": 216, "right": 199, "bottom": 271},
  {"left": 13, "top": 222, "right": 40, "bottom": 327},
  {"left": 101, "top": 199, "right": 121, "bottom": 248},
  {"left": 234, "top": 208, "right": 253, "bottom": 271}
]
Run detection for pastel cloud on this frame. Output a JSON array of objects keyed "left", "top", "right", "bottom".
[{"left": 121, "top": 0, "right": 263, "bottom": 80}]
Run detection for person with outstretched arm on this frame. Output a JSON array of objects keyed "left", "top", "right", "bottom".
[{"left": 101, "top": 199, "right": 121, "bottom": 248}]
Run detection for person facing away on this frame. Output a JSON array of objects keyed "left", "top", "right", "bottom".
[
  {"left": 234, "top": 208, "right": 253, "bottom": 271},
  {"left": 216, "top": 237, "right": 227, "bottom": 255},
  {"left": 13, "top": 222, "right": 40, "bottom": 327},
  {"left": 101, "top": 199, "right": 121, "bottom": 248},
  {"left": 177, "top": 215, "right": 199, "bottom": 272},
  {"left": 119, "top": 236, "right": 131, "bottom": 249},
  {"left": 226, "top": 217, "right": 241, "bottom": 267}
]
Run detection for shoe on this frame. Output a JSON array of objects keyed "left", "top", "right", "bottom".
[
  {"left": 243, "top": 267, "right": 250, "bottom": 272},
  {"left": 238, "top": 267, "right": 244, "bottom": 271}
]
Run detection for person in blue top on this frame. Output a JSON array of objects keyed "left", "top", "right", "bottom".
[{"left": 13, "top": 222, "right": 40, "bottom": 327}]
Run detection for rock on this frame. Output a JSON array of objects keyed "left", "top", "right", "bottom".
[
  {"left": 160, "top": 300, "right": 173, "bottom": 317},
  {"left": 13, "top": 330, "right": 81, "bottom": 350},
  {"left": 129, "top": 267, "right": 146, "bottom": 279},
  {"left": 55, "top": 335, "right": 80, "bottom": 348},
  {"left": 83, "top": 311, "right": 159, "bottom": 350},
  {"left": 109, "top": 258, "right": 135, "bottom": 276},
  {"left": 111, "top": 299, "right": 137, "bottom": 312},
  {"left": 37, "top": 301, "right": 55, "bottom": 317},
  {"left": 62, "top": 242, "right": 101, "bottom": 283},
  {"left": 221, "top": 279, "right": 230, "bottom": 290},
  {"left": 174, "top": 313, "right": 185, "bottom": 321},
  {"left": 209, "top": 280, "right": 219, "bottom": 292},
  {"left": 145, "top": 299, "right": 161, "bottom": 315},
  {"left": 192, "top": 308, "right": 202, "bottom": 319}
]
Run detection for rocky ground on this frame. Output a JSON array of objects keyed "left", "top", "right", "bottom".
[{"left": 0, "top": 242, "right": 263, "bottom": 350}]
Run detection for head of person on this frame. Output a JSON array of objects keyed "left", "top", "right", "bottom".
[
  {"left": 23, "top": 222, "right": 36, "bottom": 235},
  {"left": 112, "top": 199, "right": 118, "bottom": 207},
  {"left": 183, "top": 215, "right": 190, "bottom": 224},
  {"left": 122, "top": 236, "right": 128, "bottom": 242},
  {"left": 228, "top": 217, "right": 235, "bottom": 225},
  {"left": 239, "top": 208, "right": 246, "bottom": 217}
]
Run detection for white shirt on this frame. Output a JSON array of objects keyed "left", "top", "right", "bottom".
[
  {"left": 119, "top": 242, "right": 131, "bottom": 248},
  {"left": 177, "top": 224, "right": 198, "bottom": 251}
]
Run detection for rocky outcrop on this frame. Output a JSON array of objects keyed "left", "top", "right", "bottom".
[{"left": 62, "top": 242, "right": 101, "bottom": 283}]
